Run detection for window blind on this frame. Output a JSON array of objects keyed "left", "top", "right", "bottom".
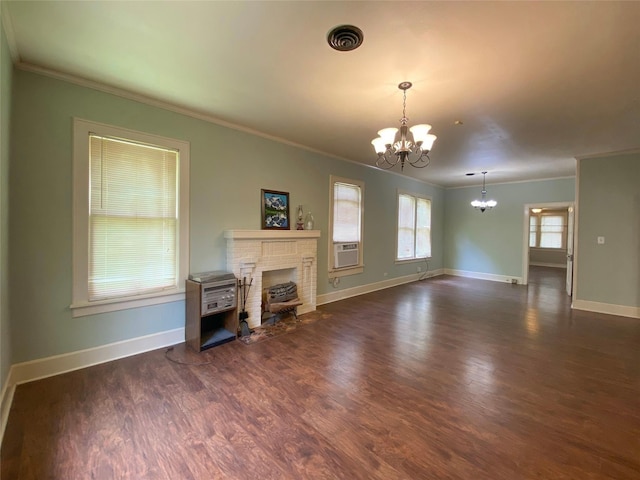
[
  {"left": 333, "top": 182, "right": 361, "bottom": 243},
  {"left": 529, "top": 216, "right": 538, "bottom": 247},
  {"left": 397, "top": 194, "right": 416, "bottom": 259},
  {"left": 416, "top": 197, "right": 431, "bottom": 258},
  {"left": 89, "top": 134, "right": 178, "bottom": 300},
  {"left": 540, "top": 215, "right": 564, "bottom": 248},
  {"left": 397, "top": 194, "right": 431, "bottom": 259}
]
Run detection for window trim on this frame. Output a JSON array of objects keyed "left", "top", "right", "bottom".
[
  {"left": 71, "top": 118, "right": 190, "bottom": 317},
  {"left": 328, "top": 175, "right": 364, "bottom": 277},
  {"left": 395, "top": 189, "right": 432, "bottom": 263}
]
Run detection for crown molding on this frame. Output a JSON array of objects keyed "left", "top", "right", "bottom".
[
  {"left": 16, "top": 60, "right": 366, "bottom": 163},
  {"left": 445, "top": 175, "right": 576, "bottom": 190},
  {"left": 575, "top": 148, "right": 640, "bottom": 160},
  {"left": 15, "top": 61, "right": 445, "bottom": 189}
]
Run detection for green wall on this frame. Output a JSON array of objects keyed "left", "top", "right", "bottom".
[
  {"left": 444, "top": 178, "right": 575, "bottom": 278},
  {"left": 6, "top": 62, "right": 636, "bottom": 371},
  {"left": 576, "top": 153, "right": 640, "bottom": 308},
  {"left": 1, "top": 20, "right": 13, "bottom": 393},
  {"left": 9, "top": 69, "right": 444, "bottom": 364}
]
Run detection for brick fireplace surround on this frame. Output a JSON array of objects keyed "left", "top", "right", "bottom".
[{"left": 224, "top": 230, "right": 320, "bottom": 329}]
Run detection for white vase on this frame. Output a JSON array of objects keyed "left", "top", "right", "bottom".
[{"left": 304, "top": 212, "right": 314, "bottom": 230}]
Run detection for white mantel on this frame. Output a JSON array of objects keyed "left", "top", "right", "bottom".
[
  {"left": 225, "top": 230, "right": 320, "bottom": 328},
  {"left": 224, "top": 229, "right": 321, "bottom": 240}
]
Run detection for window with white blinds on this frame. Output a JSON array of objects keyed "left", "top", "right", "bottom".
[
  {"left": 329, "top": 175, "right": 364, "bottom": 274},
  {"left": 529, "top": 211, "right": 566, "bottom": 249},
  {"left": 397, "top": 192, "right": 431, "bottom": 260},
  {"left": 332, "top": 181, "right": 362, "bottom": 243},
  {"left": 89, "top": 135, "right": 178, "bottom": 300},
  {"left": 72, "top": 119, "right": 190, "bottom": 317},
  {"left": 540, "top": 215, "right": 565, "bottom": 248}
]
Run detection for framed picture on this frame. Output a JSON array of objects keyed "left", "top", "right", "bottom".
[{"left": 261, "top": 189, "right": 290, "bottom": 230}]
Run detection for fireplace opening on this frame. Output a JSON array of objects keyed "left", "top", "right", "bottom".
[
  {"left": 262, "top": 280, "right": 303, "bottom": 324},
  {"left": 262, "top": 267, "right": 296, "bottom": 288}
]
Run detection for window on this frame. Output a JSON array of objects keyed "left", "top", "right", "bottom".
[
  {"left": 396, "top": 191, "right": 431, "bottom": 261},
  {"left": 529, "top": 211, "right": 566, "bottom": 249},
  {"left": 329, "top": 175, "right": 364, "bottom": 276},
  {"left": 72, "top": 119, "right": 189, "bottom": 317}
]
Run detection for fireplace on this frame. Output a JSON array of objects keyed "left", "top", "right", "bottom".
[{"left": 224, "top": 230, "right": 320, "bottom": 329}]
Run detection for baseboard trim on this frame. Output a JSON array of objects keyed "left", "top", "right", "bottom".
[
  {"left": 444, "top": 268, "right": 523, "bottom": 285},
  {"left": 572, "top": 299, "right": 640, "bottom": 319},
  {"left": 10, "top": 327, "right": 185, "bottom": 386},
  {"left": 0, "top": 327, "right": 185, "bottom": 444},
  {"left": 317, "top": 269, "right": 443, "bottom": 306}
]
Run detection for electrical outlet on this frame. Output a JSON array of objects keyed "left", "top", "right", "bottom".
[
  {"left": 383, "top": 272, "right": 388, "bottom": 277},
  {"left": 597, "top": 236, "right": 605, "bottom": 244},
  {"left": 417, "top": 266, "right": 422, "bottom": 273}
]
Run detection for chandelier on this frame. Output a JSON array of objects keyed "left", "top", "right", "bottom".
[
  {"left": 471, "top": 172, "right": 497, "bottom": 212},
  {"left": 371, "top": 82, "right": 437, "bottom": 171}
]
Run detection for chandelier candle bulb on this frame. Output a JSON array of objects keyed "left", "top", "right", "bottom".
[
  {"left": 408, "top": 124, "right": 432, "bottom": 145},
  {"left": 378, "top": 128, "right": 398, "bottom": 146},
  {"left": 371, "top": 137, "right": 388, "bottom": 154}
]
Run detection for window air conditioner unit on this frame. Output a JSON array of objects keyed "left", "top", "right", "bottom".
[{"left": 334, "top": 242, "right": 359, "bottom": 268}]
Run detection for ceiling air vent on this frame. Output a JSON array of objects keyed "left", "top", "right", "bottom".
[{"left": 327, "top": 25, "right": 364, "bottom": 52}]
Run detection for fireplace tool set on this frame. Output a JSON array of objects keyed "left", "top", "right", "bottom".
[{"left": 238, "top": 277, "right": 253, "bottom": 337}]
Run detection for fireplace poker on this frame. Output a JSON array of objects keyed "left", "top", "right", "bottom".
[{"left": 238, "top": 276, "right": 253, "bottom": 337}]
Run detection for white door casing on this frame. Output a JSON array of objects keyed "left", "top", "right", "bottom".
[{"left": 566, "top": 206, "right": 575, "bottom": 296}]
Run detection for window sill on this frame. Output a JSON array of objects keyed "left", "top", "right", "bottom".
[
  {"left": 395, "top": 257, "right": 431, "bottom": 265},
  {"left": 328, "top": 265, "right": 364, "bottom": 278},
  {"left": 70, "top": 289, "right": 185, "bottom": 318}
]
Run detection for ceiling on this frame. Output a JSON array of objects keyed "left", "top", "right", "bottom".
[{"left": 3, "top": 1, "right": 639, "bottom": 187}]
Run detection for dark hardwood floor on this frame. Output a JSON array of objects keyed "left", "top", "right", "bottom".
[{"left": 2, "top": 268, "right": 639, "bottom": 479}]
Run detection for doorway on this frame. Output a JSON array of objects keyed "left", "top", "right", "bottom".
[{"left": 522, "top": 202, "right": 575, "bottom": 295}]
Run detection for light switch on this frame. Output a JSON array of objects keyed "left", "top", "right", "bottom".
[{"left": 597, "top": 236, "right": 605, "bottom": 244}]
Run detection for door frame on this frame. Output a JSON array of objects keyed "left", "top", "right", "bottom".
[{"left": 521, "top": 201, "right": 575, "bottom": 287}]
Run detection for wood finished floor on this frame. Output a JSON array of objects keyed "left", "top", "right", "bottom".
[{"left": 2, "top": 267, "right": 639, "bottom": 479}]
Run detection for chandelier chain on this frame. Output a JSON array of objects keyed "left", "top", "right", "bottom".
[{"left": 402, "top": 88, "right": 407, "bottom": 121}]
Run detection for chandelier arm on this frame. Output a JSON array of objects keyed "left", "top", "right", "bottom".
[
  {"left": 375, "top": 152, "right": 400, "bottom": 169},
  {"left": 407, "top": 150, "right": 431, "bottom": 168}
]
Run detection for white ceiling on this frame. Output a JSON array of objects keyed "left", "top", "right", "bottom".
[{"left": 3, "top": 1, "right": 639, "bottom": 187}]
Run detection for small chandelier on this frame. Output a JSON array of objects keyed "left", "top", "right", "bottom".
[
  {"left": 471, "top": 172, "right": 497, "bottom": 212},
  {"left": 371, "top": 82, "right": 436, "bottom": 171}
]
